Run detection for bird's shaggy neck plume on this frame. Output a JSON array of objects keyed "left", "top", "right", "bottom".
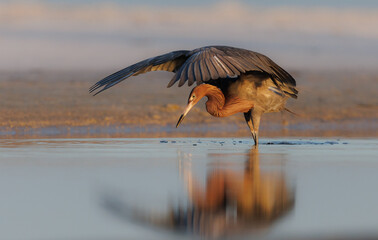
[{"left": 195, "top": 84, "right": 254, "bottom": 117}]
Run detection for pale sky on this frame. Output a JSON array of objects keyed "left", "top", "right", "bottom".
[
  {"left": 1, "top": 1, "right": 377, "bottom": 71},
  {"left": 2, "top": 0, "right": 378, "bottom": 7}
]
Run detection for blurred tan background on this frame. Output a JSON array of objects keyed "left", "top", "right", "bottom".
[{"left": 0, "top": 0, "right": 377, "bottom": 138}]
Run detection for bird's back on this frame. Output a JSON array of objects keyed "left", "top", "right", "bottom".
[{"left": 227, "top": 72, "right": 297, "bottom": 113}]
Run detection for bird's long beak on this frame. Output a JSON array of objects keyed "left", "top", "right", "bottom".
[{"left": 176, "top": 101, "right": 195, "bottom": 128}]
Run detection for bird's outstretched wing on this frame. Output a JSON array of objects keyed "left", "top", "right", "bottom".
[
  {"left": 90, "top": 46, "right": 296, "bottom": 95},
  {"left": 167, "top": 46, "right": 296, "bottom": 88},
  {"left": 89, "top": 50, "right": 190, "bottom": 95}
]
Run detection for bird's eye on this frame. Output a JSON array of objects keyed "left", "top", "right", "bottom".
[{"left": 192, "top": 95, "right": 196, "bottom": 99}]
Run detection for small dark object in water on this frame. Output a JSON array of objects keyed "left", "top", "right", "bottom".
[{"left": 265, "top": 140, "right": 339, "bottom": 145}]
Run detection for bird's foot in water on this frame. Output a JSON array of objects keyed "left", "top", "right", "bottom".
[{"left": 252, "top": 131, "right": 258, "bottom": 146}]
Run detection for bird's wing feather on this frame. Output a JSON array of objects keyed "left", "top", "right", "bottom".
[
  {"left": 167, "top": 46, "right": 296, "bottom": 88},
  {"left": 90, "top": 45, "right": 297, "bottom": 95},
  {"left": 89, "top": 50, "right": 189, "bottom": 95}
]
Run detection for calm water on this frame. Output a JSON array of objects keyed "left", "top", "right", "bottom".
[{"left": 0, "top": 138, "right": 377, "bottom": 240}]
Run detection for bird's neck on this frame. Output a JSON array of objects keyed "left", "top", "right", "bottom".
[
  {"left": 205, "top": 87, "right": 254, "bottom": 117},
  {"left": 205, "top": 88, "right": 225, "bottom": 117}
]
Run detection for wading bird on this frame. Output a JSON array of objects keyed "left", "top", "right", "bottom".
[{"left": 90, "top": 46, "right": 298, "bottom": 145}]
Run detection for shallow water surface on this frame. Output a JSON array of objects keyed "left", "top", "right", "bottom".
[{"left": 0, "top": 138, "right": 377, "bottom": 240}]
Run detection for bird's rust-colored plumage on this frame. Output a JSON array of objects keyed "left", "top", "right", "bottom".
[
  {"left": 90, "top": 46, "right": 298, "bottom": 145},
  {"left": 187, "top": 84, "right": 254, "bottom": 118}
]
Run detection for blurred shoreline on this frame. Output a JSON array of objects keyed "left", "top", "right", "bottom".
[
  {"left": 0, "top": 70, "right": 376, "bottom": 139},
  {"left": 1, "top": 120, "right": 377, "bottom": 139}
]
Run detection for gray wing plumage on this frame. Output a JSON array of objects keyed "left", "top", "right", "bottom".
[
  {"left": 167, "top": 46, "right": 296, "bottom": 88},
  {"left": 89, "top": 50, "right": 189, "bottom": 95},
  {"left": 90, "top": 46, "right": 296, "bottom": 95}
]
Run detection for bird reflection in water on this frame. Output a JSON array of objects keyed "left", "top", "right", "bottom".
[
  {"left": 174, "top": 148, "right": 294, "bottom": 238},
  {"left": 102, "top": 148, "right": 295, "bottom": 238}
]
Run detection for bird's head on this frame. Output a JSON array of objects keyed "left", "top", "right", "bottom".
[{"left": 176, "top": 85, "right": 210, "bottom": 128}]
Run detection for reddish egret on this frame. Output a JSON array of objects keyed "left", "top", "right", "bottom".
[{"left": 90, "top": 46, "right": 298, "bottom": 145}]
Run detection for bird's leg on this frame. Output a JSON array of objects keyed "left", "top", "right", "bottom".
[
  {"left": 244, "top": 109, "right": 261, "bottom": 145},
  {"left": 244, "top": 110, "right": 257, "bottom": 145}
]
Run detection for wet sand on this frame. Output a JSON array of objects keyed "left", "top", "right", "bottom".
[
  {"left": 0, "top": 138, "right": 377, "bottom": 239},
  {"left": 0, "top": 70, "right": 377, "bottom": 138}
]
